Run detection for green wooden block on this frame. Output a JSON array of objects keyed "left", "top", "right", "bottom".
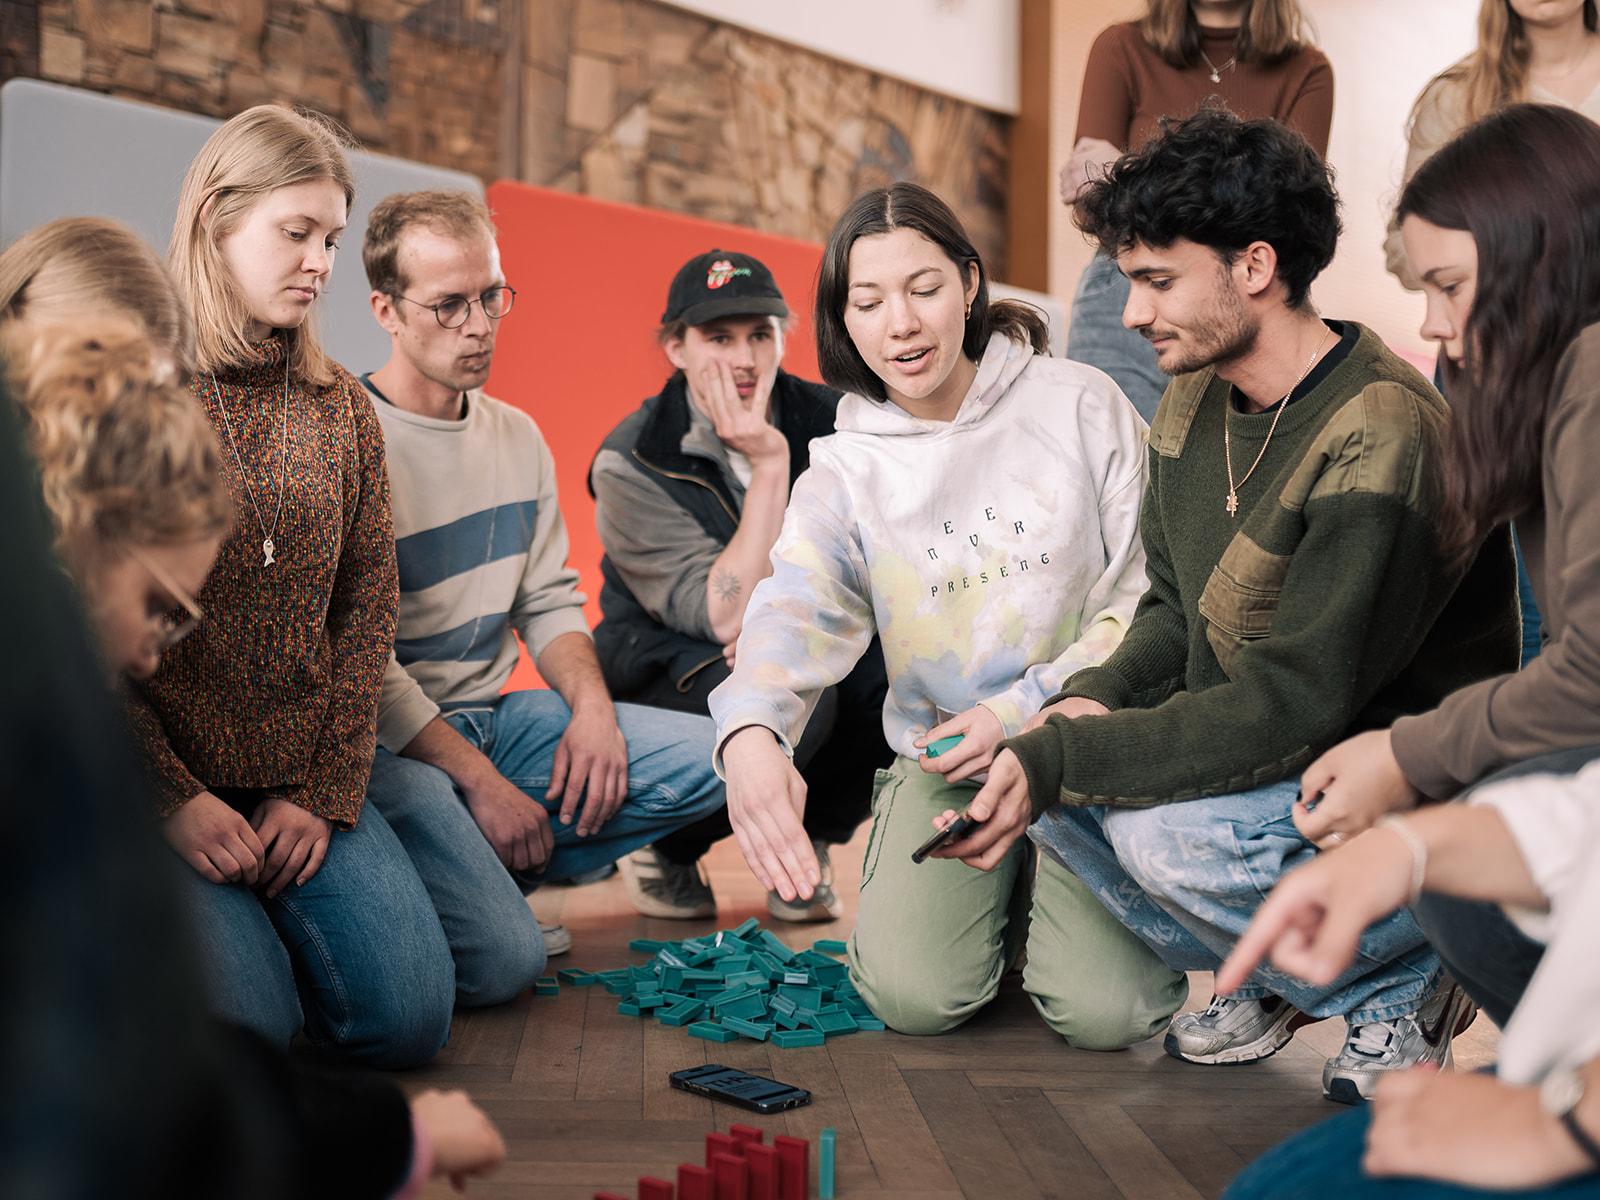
[
  {"left": 603, "top": 980, "right": 632, "bottom": 996},
  {"left": 556, "top": 968, "right": 591, "bottom": 984},
  {"left": 718, "top": 993, "right": 768, "bottom": 1020},
  {"left": 769, "top": 993, "right": 797, "bottom": 1016},
  {"left": 659, "top": 999, "right": 706, "bottom": 1027},
  {"left": 781, "top": 971, "right": 812, "bottom": 985},
  {"left": 812, "top": 939, "right": 849, "bottom": 956},
  {"left": 629, "top": 938, "right": 670, "bottom": 953},
  {"left": 635, "top": 993, "right": 667, "bottom": 1010},
  {"left": 757, "top": 930, "right": 796, "bottom": 962},
  {"left": 777, "top": 984, "right": 823, "bottom": 1011},
  {"left": 705, "top": 984, "right": 758, "bottom": 1009},
  {"left": 842, "top": 997, "right": 873, "bottom": 1017},
  {"left": 772, "top": 1029, "right": 826, "bottom": 1049},
  {"left": 617, "top": 1001, "right": 643, "bottom": 1016},
  {"left": 534, "top": 978, "right": 561, "bottom": 996},
  {"left": 681, "top": 969, "right": 722, "bottom": 984},
  {"left": 731, "top": 917, "right": 761, "bottom": 939},
  {"left": 796, "top": 949, "right": 839, "bottom": 969},
  {"left": 854, "top": 1016, "right": 887, "bottom": 1032},
  {"left": 720, "top": 1015, "right": 771, "bottom": 1041},
  {"left": 813, "top": 1010, "right": 858, "bottom": 1035},
  {"left": 774, "top": 1008, "right": 802, "bottom": 1030},
  {"left": 811, "top": 963, "right": 848, "bottom": 989},
  {"left": 688, "top": 1021, "right": 741, "bottom": 1043}
]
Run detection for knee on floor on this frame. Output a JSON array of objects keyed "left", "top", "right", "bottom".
[
  {"left": 456, "top": 909, "right": 547, "bottom": 1008},
  {"left": 851, "top": 961, "right": 988, "bottom": 1037},
  {"left": 1027, "top": 982, "right": 1180, "bottom": 1051}
]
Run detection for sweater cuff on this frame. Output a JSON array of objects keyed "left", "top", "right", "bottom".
[
  {"left": 1054, "top": 665, "right": 1131, "bottom": 712},
  {"left": 378, "top": 683, "right": 442, "bottom": 755},
  {"left": 1390, "top": 712, "right": 1456, "bottom": 801},
  {"left": 520, "top": 608, "right": 593, "bottom": 660},
  {"left": 1000, "top": 721, "right": 1069, "bottom": 819}
]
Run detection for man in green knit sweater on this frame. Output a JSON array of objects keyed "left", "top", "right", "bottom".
[{"left": 938, "top": 109, "right": 1519, "bottom": 1102}]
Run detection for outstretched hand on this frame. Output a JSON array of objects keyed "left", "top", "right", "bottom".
[{"left": 722, "top": 725, "right": 818, "bottom": 901}]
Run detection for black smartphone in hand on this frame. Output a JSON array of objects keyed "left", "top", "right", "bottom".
[{"left": 911, "top": 809, "right": 980, "bottom": 864}]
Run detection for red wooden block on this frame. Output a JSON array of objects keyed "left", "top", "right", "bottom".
[
  {"left": 713, "top": 1152, "right": 750, "bottom": 1200},
  {"left": 677, "top": 1163, "right": 714, "bottom": 1200},
  {"left": 638, "top": 1178, "right": 674, "bottom": 1200},
  {"left": 706, "top": 1131, "right": 740, "bottom": 1167},
  {"left": 745, "top": 1143, "right": 780, "bottom": 1200},
  {"left": 730, "top": 1123, "right": 765, "bottom": 1149},
  {"left": 774, "top": 1135, "right": 810, "bottom": 1200}
]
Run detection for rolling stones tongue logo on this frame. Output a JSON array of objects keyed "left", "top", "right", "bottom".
[{"left": 706, "top": 259, "right": 753, "bottom": 290}]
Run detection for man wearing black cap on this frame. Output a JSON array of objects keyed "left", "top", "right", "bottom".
[{"left": 590, "top": 250, "right": 891, "bottom": 922}]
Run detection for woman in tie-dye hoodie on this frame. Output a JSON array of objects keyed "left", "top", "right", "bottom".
[{"left": 709, "top": 183, "right": 1188, "bottom": 1045}]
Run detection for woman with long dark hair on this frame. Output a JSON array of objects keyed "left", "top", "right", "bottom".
[
  {"left": 1062, "top": 0, "right": 1332, "bottom": 420},
  {"left": 1291, "top": 100, "right": 1600, "bottom": 1080},
  {"left": 707, "top": 182, "right": 1184, "bottom": 1044}
]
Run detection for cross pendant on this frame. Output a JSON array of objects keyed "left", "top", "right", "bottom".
[
  {"left": 1225, "top": 492, "right": 1239, "bottom": 516},
  {"left": 263, "top": 537, "right": 276, "bottom": 566}
]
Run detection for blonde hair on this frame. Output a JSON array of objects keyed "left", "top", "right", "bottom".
[
  {"left": 363, "top": 188, "right": 496, "bottom": 299},
  {"left": 170, "top": 104, "right": 357, "bottom": 388},
  {"left": 1140, "top": 0, "right": 1314, "bottom": 67},
  {"left": 8, "top": 319, "right": 233, "bottom": 573},
  {"left": 1427, "top": 0, "right": 1599, "bottom": 126},
  {"left": 0, "top": 218, "right": 193, "bottom": 371}
]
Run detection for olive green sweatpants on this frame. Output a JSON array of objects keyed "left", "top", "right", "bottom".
[{"left": 846, "top": 757, "right": 1187, "bottom": 1048}]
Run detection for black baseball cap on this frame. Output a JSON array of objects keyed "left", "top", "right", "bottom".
[{"left": 662, "top": 249, "right": 789, "bottom": 327}]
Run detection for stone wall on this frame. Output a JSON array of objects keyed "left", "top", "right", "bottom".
[{"left": 16, "top": 0, "right": 1010, "bottom": 273}]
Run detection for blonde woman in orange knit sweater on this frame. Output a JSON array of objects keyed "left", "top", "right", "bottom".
[{"left": 116, "top": 107, "right": 518, "bottom": 1068}]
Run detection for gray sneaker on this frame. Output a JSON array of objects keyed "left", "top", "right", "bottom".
[
  {"left": 1163, "top": 994, "right": 1312, "bottom": 1065},
  {"left": 618, "top": 846, "right": 717, "bottom": 920},
  {"left": 766, "top": 841, "right": 844, "bottom": 923},
  {"left": 1322, "top": 979, "right": 1477, "bottom": 1105}
]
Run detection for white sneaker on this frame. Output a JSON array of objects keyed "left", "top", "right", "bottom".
[
  {"left": 1322, "top": 979, "right": 1477, "bottom": 1104},
  {"left": 617, "top": 846, "right": 718, "bottom": 920},
  {"left": 1163, "top": 994, "right": 1312, "bottom": 1064},
  {"left": 540, "top": 921, "right": 572, "bottom": 957}
]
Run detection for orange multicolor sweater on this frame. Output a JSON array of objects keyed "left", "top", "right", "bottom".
[{"left": 124, "top": 337, "right": 398, "bottom": 827}]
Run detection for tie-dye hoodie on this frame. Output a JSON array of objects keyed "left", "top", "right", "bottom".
[{"left": 709, "top": 331, "right": 1149, "bottom": 765}]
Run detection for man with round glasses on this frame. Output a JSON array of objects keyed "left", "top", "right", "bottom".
[{"left": 357, "top": 189, "right": 726, "bottom": 977}]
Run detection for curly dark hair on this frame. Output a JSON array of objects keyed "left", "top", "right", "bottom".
[{"left": 1073, "top": 106, "right": 1340, "bottom": 309}]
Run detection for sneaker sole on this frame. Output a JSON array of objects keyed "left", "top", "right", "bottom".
[
  {"left": 542, "top": 929, "right": 573, "bottom": 957},
  {"left": 623, "top": 892, "right": 718, "bottom": 920},
  {"left": 1163, "top": 1006, "right": 1316, "bottom": 1066},
  {"left": 767, "top": 894, "right": 844, "bottom": 923}
]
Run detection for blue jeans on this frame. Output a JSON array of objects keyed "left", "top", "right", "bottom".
[
  {"left": 178, "top": 796, "right": 455, "bottom": 1069},
  {"left": 1031, "top": 781, "right": 1438, "bottom": 1023},
  {"left": 1224, "top": 1100, "right": 1600, "bottom": 1199},
  {"left": 1065, "top": 252, "right": 1167, "bottom": 423},
  {"left": 366, "top": 689, "right": 725, "bottom": 978}
]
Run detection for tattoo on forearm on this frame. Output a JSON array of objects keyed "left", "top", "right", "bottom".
[{"left": 713, "top": 570, "right": 742, "bottom": 603}]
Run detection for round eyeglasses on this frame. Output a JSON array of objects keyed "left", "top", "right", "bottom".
[{"left": 396, "top": 284, "right": 516, "bottom": 329}]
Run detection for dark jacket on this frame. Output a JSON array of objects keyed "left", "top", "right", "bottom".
[{"left": 588, "top": 369, "right": 839, "bottom": 696}]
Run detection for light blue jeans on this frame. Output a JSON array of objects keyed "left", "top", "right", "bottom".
[
  {"left": 366, "top": 688, "right": 726, "bottom": 990},
  {"left": 1065, "top": 252, "right": 1167, "bottom": 423},
  {"left": 1030, "top": 780, "right": 1439, "bottom": 1024},
  {"left": 178, "top": 796, "right": 458, "bottom": 1069}
]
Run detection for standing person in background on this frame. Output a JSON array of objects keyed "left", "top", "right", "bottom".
[
  {"left": 135, "top": 105, "right": 462, "bottom": 1067},
  {"left": 1386, "top": 0, "right": 1600, "bottom": 666},
  {"left": 1062, "top": 0, "right": 1332, "bottom": 421},
  {"left": 590, "top": 250, "right": 890, "bottom": 924}
]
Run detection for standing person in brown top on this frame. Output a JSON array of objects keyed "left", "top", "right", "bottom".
[
  {"left": 1062, "top": 0, "right": 1333, "bottom": 421},
  {"left": 1295, "top": 103, "right": 1600, "bottom": 1041},
  {"left": 121, "top": 105, "right": 463, "bottom": 1068}
]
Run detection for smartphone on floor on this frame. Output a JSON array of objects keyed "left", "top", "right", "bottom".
[{"left": 669, "top": 1064, "right": 813, "bottom": 1113}]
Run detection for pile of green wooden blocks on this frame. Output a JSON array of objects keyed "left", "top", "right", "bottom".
[{"left": 553, "top": 918, "right": 886, "bottom": 1047}]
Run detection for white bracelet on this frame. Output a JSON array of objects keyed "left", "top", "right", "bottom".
[{"left": 1377, "top": 814, "right": 1428, "bottom": 905}]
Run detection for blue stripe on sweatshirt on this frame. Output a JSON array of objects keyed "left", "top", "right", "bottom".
[
  {"left": 395, "top": 500, "right": 538, "bottom": 594},
  {"left": 394, "top": 613, "right": 509, "bottom": 666}
]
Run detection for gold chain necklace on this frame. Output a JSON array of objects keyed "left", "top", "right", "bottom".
[
  {"left": 210, "top": 353, "right": 291, "bottom": 566},
  {"left": 1223, "top": 330, "right": 1333, "bottom": 517}
]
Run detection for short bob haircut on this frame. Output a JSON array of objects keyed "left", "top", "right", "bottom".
[
  {"left": 1397, "top": 103, "right": 1600, "bottom": 564},
  {"left": 1074, "top": 106, "right": 1340, "bottom": 310},
  {"left": 816, "top": 182, "right": 1047, "bottom": 401}
]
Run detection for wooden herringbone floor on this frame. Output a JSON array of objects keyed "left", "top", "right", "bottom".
[{"left": 402, "top": 825, "right": 1499, "bottom": 1200}]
